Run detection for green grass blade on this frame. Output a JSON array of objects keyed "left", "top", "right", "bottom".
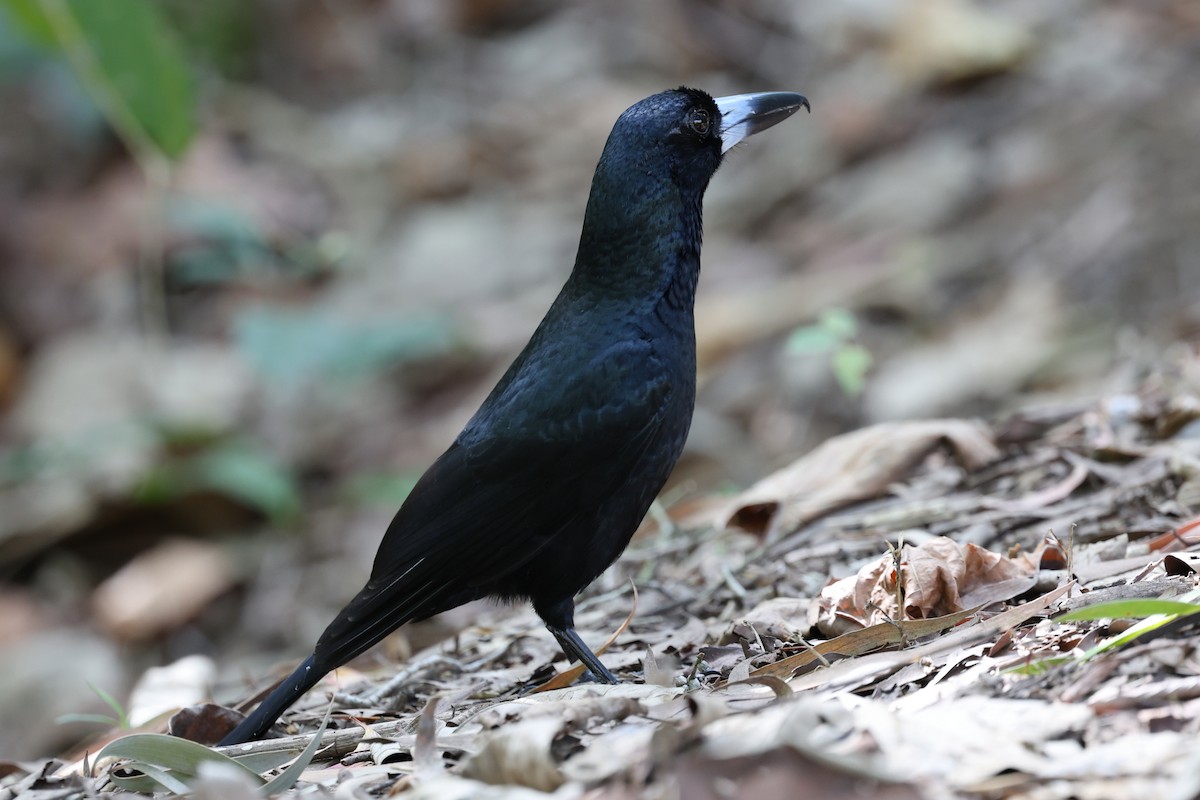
[
  {"left": 259, "top": 702, "right": 333, "bottom": 795},
  {"left": 1058, "top": 598, "right": 1200, "bottom": 622}
]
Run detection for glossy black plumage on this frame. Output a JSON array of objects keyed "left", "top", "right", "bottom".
[{"left": 218, "top": 87, "right": 807, "bottom": 746}]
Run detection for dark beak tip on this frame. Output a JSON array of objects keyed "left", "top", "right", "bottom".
[
  {"left": 784, "top": 94, "right": 811, "bottom": 115},
  {"left": 766, "top": 93, "right": 810, "bottom": 122}
]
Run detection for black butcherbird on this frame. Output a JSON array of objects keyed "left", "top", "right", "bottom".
[{"left": 218, "top": 87, "right": 808, "bottom": 745}]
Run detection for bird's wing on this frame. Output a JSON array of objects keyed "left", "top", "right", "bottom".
[{"left": 312, "top": 337, "right": 675, "bottom": 667}]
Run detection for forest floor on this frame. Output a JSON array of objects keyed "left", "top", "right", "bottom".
[
  {"left": 9, "top": 360, "right": 1200, "bottom": 798},
  {"left": 1, "top": 1, "right": 1198, "bottom": 797}
]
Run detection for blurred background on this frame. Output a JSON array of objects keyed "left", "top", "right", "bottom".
[{"left": 0, "top": 0, "right": 1196, "bottom": 760}]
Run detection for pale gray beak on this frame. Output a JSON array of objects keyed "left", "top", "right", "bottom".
[{"left": 715, "top": 91, "right": 810, "bottom": 154}]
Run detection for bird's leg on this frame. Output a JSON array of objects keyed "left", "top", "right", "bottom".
[
  {"left": 549, "top": 626, "right": 619, "bottom": 684},
  {"left": 536, "top": 596, "right": 620, "bottom": 684}
]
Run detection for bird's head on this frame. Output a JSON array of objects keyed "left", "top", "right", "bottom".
[
  {"left": 572, "top": 86, "right": 808, "bottom": 299},
  {"left": 596, "top": 87, "right": 810, "bottom": 198}
]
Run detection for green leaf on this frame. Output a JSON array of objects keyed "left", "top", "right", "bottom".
[
  {"left": 160, "top": 0, "right": 259, "bottom": 80},
  {"left": 19, "top": 0, "right": 196, "bottom": 159},
  {"left": 785, "top": 325, "right": 841, "bottom": 354},
  {"left": 228, "top": 749, "right": 304, "bottom": 776},
  {"left": 819, "top": 308, "right": 858, "bottom": 338},
  {"left": 1064, "top": 592, "right": 1200, "bottom": 660},
  {"left": 259, "top": 701, "right": 332, "bottom": 795},
  {"left": 344, "top": 471, "right": 418, "bottom": 507},
  {"left": 1005, "top": 656, "right": 1071, "bottom": 676},
  {"left": 87, "top": 681, "right": 131, "bottom": 729},
  {"left": 166, "top": 196, "right": 273, "bottom": 284},
  {"left": 113, "top": 761, "right": 192, "bottom": 795},
  {"left": 1058, "top": 599, "right": 1200, "bottom": 622},
  {"left": 192, "top": 442, "right": 300, "bottom": 523},
  {"left": 135, "top": 439, "right": 301, "bottom": 522},
  {"left": 832, "top": 344, "right": 873, "bottom": 396},
  {"left": 2, "top": 0, "right": 59, "bottom": 46},
  {"left": 97, "top": 732, "right": 265, "bottom": 788},
  {"left": 234, "top": 306, "right": 457, "bottom": 388}
]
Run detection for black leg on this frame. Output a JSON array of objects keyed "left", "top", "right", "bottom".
[
  {"left": 535, "top": 595, "right": 620, "bottom": 684},
  {"left": 548, "top": 625, "right": 619, "bottom": 684}
]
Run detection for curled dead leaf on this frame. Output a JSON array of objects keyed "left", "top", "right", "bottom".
[
  {"left": 723, "top": 419, "right": 999, "bottom": 539},
  {"left": 814, "top": 536, "right": 1037, "bottom": 636}
]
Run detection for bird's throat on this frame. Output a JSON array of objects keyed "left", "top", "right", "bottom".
[{"left": 569, "top": 178, "right": 705, "bottom": 314}]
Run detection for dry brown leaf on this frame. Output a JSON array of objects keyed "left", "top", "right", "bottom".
[
  {"left": 750, "top": 607, "right": 977, "bottom": 682},
  {"left": 788, "top": 584, "right": 1071, "bottom": 695},
  {"left": 981, "top": 460, "right": 1089, "bottom": 512},
  {"left": 723, "top": 419, "right": 999, "bottom": 539},
  {"left": 168, "top": 703, "right": 246, "bottom": 746},
  {"left": 814, "top": 536, "right": 1038, "bottom": 636},
  {"left": 1164, "top": 553, "right": 1200, "bottom": 576},
  {"left": 0, "top": 324, "right": 18, "bottom": 408}
]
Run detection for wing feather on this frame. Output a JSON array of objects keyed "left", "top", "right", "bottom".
[{"left": 312, "top": 337, "right": 673, "bottom": 668}]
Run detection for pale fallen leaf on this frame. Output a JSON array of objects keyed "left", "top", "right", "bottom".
[
  {"left": 92, "top": 539, "right": 236, "bottom": 641},
  {"left": 673, "top": 744, "right": 920, "bottom": 800},
  {"left": 559, "top": 723, "right": 657, "bottom": 785},
  {"left": 888, "top": 0, "right": 1032, "bottom": 87},
  {"left": 723, "top": 419, "right": 999, "bottom": 539},
  {"left": 679, "top": 698, "right": 914, "bottom": 798},
  {"left": 127, "top": 655, "right": 217, "bottom": 727},
  {"left": 191, "top": 760, "right": 260, "bottom": 800},
  {"left": 461, "top": 717, "right": 564, "bottom": 792},
  {"left": 476, "top": 693, "right": 646, "bottom": 733},
  {"left": 404, "top": 773, "right": 579, "bottom": 800},
  {"left": 642, "top": 647, "right": 678, "bottom": 688},
  {"left": 412, "top": 696, "right": 444, "bottom": 775},
  {"left": 729, "top": 597, "right": 810, "bottom": 646},
  {"left": 1089, "top": 675, "right": 1200, "bottom": 711},
  {"left": 872, "top": 697, "right": 1093, "bottom": 785},
  {"left": 477, "top": 684, "right": 681, "bottom": 730}
]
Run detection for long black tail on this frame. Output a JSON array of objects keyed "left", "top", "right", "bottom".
[{"left": 218, "top": 655, "right": 319, "bottom": 746}]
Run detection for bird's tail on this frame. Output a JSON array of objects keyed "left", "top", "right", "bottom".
[{"left": 217, "top": 655, "right": 319, "bottom": 746}]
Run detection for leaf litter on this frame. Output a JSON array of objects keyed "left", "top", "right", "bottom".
[{"left": 16, "top": 372, "right": 1200, "bottom": 799}]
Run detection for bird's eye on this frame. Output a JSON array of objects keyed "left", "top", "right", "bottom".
[{"left": 688, "top": 108, "right": 711, "bottom": 135}]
